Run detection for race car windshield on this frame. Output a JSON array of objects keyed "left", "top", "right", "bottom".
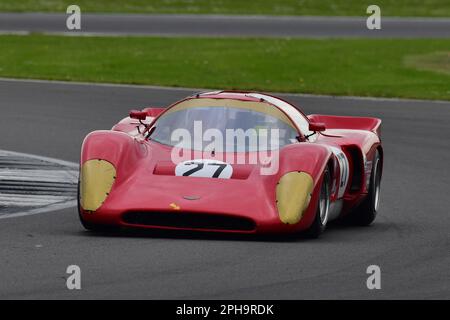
[{"left": 150, "top": 99, "right": 298, "bottom": 152}]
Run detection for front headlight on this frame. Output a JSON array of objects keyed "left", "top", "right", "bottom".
[
  {"left": 276, "top": 171, "right": 313, "bottom": 224},
  {"left": 80, "top": 159, "right": 116, "bottom": 212}
]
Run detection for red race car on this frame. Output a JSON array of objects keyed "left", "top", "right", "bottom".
[{"left": 78, "top": 91, "right": 382, "bottom": 238}]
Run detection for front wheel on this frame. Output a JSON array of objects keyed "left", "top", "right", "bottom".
[{"left": 304, "top": 167, "right": 331, "bottom": 238}]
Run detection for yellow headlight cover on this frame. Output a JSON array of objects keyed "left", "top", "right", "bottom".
[
  {"left": 80, "top": 159, "right": 116, "bottom": 212},
  {"left": 276, "top": 171, "right": 314, "bottom": 224}
]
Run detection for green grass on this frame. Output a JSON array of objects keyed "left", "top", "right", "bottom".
[
  {"left": 405, "top": 51, "right": 450, "bottom": 75},
  {"left": 1, "top": 34, "right": 449, "bottom": 100},
  {"left": 0, "top": 0, "right": 449, "bottom": 17}
]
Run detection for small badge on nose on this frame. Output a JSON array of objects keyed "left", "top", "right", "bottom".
[{"left": 183, "top": 195, "right": 201, "bottom": 200}]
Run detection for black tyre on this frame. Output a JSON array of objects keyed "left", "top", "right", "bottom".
[
  {"left": 347, "top": 150, "right": 382, "bottom": 226},
  {"left": 304, "top": 167, "right": 331, "bottom": 238}
]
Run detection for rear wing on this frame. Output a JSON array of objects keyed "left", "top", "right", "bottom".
[{"left": 307, "top": 114, "right": 381, "bottom": 137}]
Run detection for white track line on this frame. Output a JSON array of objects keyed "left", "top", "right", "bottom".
[
  {"left": 0, "top": 169, "right": 78, "bottom": 183},
  {"left": 0, "top": 200, "right": 77, "bottom": 219},
  {"left": 0, "top": 194, "right": 74, "bottom": 206},
  {"left": 0, "top": 149, "right": 78, "bottom": 219},
  {"left": 0, "top": 149, "right": 78, "bottom": 169}
]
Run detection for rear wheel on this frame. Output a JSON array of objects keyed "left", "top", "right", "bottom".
[
  {"left": 347, "top": 150, "right": 382, "bottom": 226},
  {"left": 304, "top": 167, "right": 331, "bottom": 238}
]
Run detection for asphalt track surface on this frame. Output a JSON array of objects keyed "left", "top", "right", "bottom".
[
  {"left": 0, "top": 78, "right": 449, "bottom": 299},
  {"left": 1, "top": 13, "right": 450, "bottom": 38}
]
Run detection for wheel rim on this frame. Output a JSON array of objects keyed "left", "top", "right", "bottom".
[
  {"left": 319, "top": 173, "right": 330, "bottom": 226},
  {"left": 373, "top": 158, "right": 381, "bottom": 212}
]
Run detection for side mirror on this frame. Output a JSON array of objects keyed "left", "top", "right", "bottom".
[
  {"left": 143, "top": 107, "right": 165, "bottom": 117},
  {"left": 129, "top": 110, "right": 147, "bottom": 121},
  {"left": 309, "top": 122, "right": 326, "bottom": 132}
]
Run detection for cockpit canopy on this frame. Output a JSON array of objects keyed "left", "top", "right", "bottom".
[{"left": 150, "top": 97, "right": 299, "bottom": 152}]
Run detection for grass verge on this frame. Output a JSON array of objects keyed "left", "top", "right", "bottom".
[
  {"left": 405, "top": 51, "right": 450, "bottom": 76},
  {"left": 1, "top": 34, "right": 449, "bottom": 100},
  {"left": 0, "top": 0, "right": 449, "bottom": 17}
]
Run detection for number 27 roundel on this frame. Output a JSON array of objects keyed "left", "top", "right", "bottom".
[{"left": 175, "top": 159, "right": 233, "bottom": 179}]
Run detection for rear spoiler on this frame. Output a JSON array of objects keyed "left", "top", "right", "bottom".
[{"left": 307, "top": 114, "right": 381, "bottom": 137}]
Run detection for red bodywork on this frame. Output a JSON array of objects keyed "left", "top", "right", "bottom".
[{"left": 79, "top": 91, "right": 382, "bottom": 234}]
